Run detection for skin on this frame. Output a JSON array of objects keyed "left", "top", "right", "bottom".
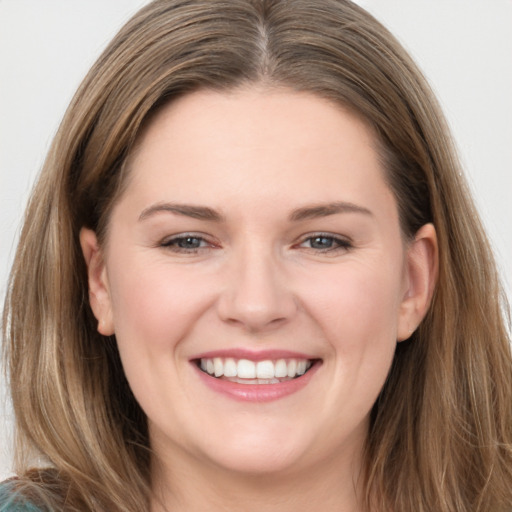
[{"left": 81, "top": 88, "right": 437, "bottom": 512}]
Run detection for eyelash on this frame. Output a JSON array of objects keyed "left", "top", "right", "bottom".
[
  {"left": 296, "top": 233, "right": 353, "bottom": 253},
  {"left": 160, "top": 232, "right": 352, "bottom": 254},
  {"left": 160, "top": 233, "right": 214, "bottom": 253}
]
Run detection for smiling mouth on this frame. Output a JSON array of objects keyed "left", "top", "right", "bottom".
[{"left": 196, "top": 357, "right": 318, "bottom": 384}]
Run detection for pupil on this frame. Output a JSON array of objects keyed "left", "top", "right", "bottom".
[
  {"left": 311, "top": 236, "right": 332, "bottom": 249},
  {"left": 179, "top": 237, "right": 200, "bottom": 248}
]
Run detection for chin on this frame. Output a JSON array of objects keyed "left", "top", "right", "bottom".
[{"left": 203, "top": 443, "right": 308, "bottom": 476}]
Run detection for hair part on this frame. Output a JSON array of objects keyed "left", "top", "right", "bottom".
[{"left": 3, "top": 1, "right": 511, "bottom": 511}]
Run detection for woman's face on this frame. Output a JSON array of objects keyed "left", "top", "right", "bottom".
[{"left": 82, "top": 88, "right": 435, "bottom": 478}]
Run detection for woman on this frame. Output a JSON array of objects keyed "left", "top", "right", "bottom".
[{"left": 2, "top": 0, "right": 511, "bottom": 511}]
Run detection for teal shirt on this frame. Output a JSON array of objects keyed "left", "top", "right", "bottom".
[{"left": 0, "top": 483, "right": 42, "bottom": 512}]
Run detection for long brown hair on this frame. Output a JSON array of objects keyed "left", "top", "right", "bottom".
[{"left": 3, "top": 1, "right": 511, "bottom": 510}]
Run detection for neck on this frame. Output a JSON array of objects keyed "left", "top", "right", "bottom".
[{"left": 150, "top": 442, "right": 366, "bottom": 512}]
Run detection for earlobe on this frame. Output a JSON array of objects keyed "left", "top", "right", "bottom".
[
  {"left": 397, "top": 223, "right": 438, "bottom": 341},
  {"left": 79, "top": 228, "right": 115, "bottom": 336}
]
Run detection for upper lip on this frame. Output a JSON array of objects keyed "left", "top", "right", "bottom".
[{"left": 191, "top": 348, "right": 318, "bottom": 362}]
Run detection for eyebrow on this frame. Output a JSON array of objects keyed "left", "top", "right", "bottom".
[
  {"left": 138, "top": 200, "right": 373, "bottom": 223},
  {"left": 288, "top": 201, "right": 373, "bottom": 221},
  {"left": 138, "top": 202, "right": 225, "bottom": 222}
]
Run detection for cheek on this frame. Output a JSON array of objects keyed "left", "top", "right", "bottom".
[
  {"left": 307, "top": 260, "right": 403, "bottom": 336},
  {"left": 288, "top": 257, "right": 405, "bottom": 435},
  {"left": 299, "top": 257, "right": 404, "bottom": 389},
  {"left": 105, "top": 258, "right": 216, "bottom": 416},
  {"left": 106, "top": 257, "right": 214, "bottom": 354}
]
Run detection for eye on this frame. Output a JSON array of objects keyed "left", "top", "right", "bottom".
[
  {"left": 298, "top": 234, "right": 352, "bottom": 252},
  {"left": 160, "top": 234, "right": 213, "bottom": 253}
]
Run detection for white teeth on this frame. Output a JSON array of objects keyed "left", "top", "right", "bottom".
[
  {"left": 287, "top": 359, "right": 297, "bottom": 378},
  {"left": 275, "top": 359, "right": 288, "bottom": 378},
  {"left": 224, "top": 358, "right": 237, "bottom": 377},
  {"left": 213, "top": 357, "right": 223, "bottom": 377},
  {"left": 256, "top": 360, "right": 275, "bottom": 379},
  {"left": 297, "top": 360, "right": 307, "bottom": 376},
  {"left": 260, "top": 378, "right": 280, "bottom": 384},
  {"left": 228, "top": 377, "right": 281, "bottom": 385},
  {"left": 237, "top": 359, "right": 256, "bottom": 379},
  {"left": 199, "top": 357, "right": 314, "bottom": 382}
]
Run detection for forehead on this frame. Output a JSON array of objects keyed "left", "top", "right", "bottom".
[{"left": 119, "top": 87, "right": 396, "bottom": 220}]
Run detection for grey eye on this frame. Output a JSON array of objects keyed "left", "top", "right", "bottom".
[
  {"left": 298, "top": 234, "right": 352, "bottom": 252},
  {"left": 161, "top": 235, "right": 209, "bottom": 251},
  {"left": 309, "top": 236, "right": 335, "bottom": 249},
  {"left": 176, "top": 237, "right": 203, "bottom": 249}
]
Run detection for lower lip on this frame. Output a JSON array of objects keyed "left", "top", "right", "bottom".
[{"left": 194, "top": 361, "right": 321, "bottom": 402}]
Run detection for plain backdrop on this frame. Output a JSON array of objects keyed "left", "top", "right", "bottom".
[{"left": 1, "top": 0, "right": 511, "bottom": 480}]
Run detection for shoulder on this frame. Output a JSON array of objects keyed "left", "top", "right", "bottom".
[{"left": 0, "top": 482, "right": 43, "bottom": 512}]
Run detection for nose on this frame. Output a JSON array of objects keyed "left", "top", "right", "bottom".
[{"left": 216, "top": 243, "right": 297, "bottom": 332}]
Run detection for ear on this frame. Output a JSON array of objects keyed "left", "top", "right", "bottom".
[
  {"left": 80, "top": 228, "right": 115, "bottom": 336},
  {"left": 397, "top": 223, "right": 438, "bottom": 341}
]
